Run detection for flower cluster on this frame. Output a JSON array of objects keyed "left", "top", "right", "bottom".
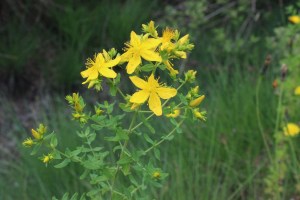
[
  {"left": 79, "top": 20, "right": 198, "bottom": 117},
  {"left": 22, "top": 21, "right": 206, "bottom": 199}
]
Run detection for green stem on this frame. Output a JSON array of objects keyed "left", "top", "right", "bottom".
[
  {"left": 110, "top": 111, "right": 137, "bottom": 199},
  {"left": 255, "top": 76, "right": 273, "bottom": 163},
  {"left": 108, "top": 79, "right": 126, "bottom": 100},
  {"left": 144, "top": 119, "right": 185, "bottom": 154}
]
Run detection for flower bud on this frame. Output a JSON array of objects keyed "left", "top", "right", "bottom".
[
  {"left": 142, "top": 21, "right": 158, "bottom": 38},
  {"left": 37, "top": 124, "right": 47, "bottom": 135},
  {"left": 189, "top": 95, "right": 205, "bottom": 107},
  {"left": 191, "top": 86, "right": 199, "bottom": 95},
  {"left": 152, "top": 171, "right": 161, "bottom": 179},
  {"left": 72, "top": 113, "right": 81, "bottom": 119},
  {"left": 193, "top": 109, "right": 207, "bottom": 121},
  {"left": 178, "top": 34, "right": 189, "bottom": 45},
  {"left": 185, "top": 70, "right": 197, "bottom": 82},
  {"left": 95, "top": 108, "right": 104, "bottom": 115},
  {"left": 31, "top": 129, "right": 41, "bottom": 140},
  {"left": 42, "top": 154, "right": 54, "bottom": 164},
  {"left": 22, "top": 138, "right": 34, "bottom": 147}
]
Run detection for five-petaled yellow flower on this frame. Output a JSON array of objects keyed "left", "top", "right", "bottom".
[
  {"left": 129, "top": 74, "right": 177, "bottom": 116},
  {"left": 81, "top": 50, "right": 121, "bottom": 87},
  {"left": 295, "top": 86, "right": 300, "bottom": 95},
  {"left": 121, "top": 31, "right": 162, "bottom": 74},
  {"left": 289, "top": 15, "right": 300, "bottom": 24},
  {"left": 284, "top": 123, "right": 300, "bottom": 137}
]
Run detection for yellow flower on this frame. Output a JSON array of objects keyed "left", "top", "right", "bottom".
[
  {"left": 189, "top": 95, "right": 205, "bottom": 107},
  {"left": 22, "top": 138, "right": 34, "bottom": 147},
  {"left": 129, "top": 74, "right": 177, "bottom": 116},
  {"left": 166, "top": 109, "right": 180, "bottom": 118},
  {"left": 121, "top": 31, "right": 162, "bottom": 74},
  {"left": 42, "top": 154, "right": 54, "bottom": 164},
  {"left": 295, "top": 86, "right": 300, "bottom": 95},
  {"left": 81, "top": 50, "right": 121, "bottom": 85},
  {"left": 289, "top": 15, "right": 300, "bottom": 24},
  {"left": 31, "top": 129, "right": 41, "bottom": 140},
  {"left": 284, "top": 123, "right": 300, "bottom": 137}
]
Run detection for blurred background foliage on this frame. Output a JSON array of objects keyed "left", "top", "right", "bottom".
[{"left": 1, "top": 0, "right": 300, "bottom": 199}]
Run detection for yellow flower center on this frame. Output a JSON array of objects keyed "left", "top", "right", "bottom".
[{"left": 162, "top": 28, "right": 175, "bottom": 43}]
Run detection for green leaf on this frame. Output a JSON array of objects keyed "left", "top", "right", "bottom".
[
  {"left": 30, "top": 143, "right": 41, "bottom": 155},
  {"left": 104, "top": 129, "right": 129, "bottom": 142},
  {"left": 154, "top": 148, "right": 160, "bottom": 160},
  {"left": 90, "top": 175, "right": 109, "bottom": 184},
  {"left": 140, "top": 114, "right": 155, "bottom": 134},
  {"left": 129, "top": 175, "right": 139, "bottom": 187},
  {"left": 162, "top": 134, "right": 174, "bottom": 141},
  {"left": 144, "top": 134, "right": 154, "bottom": 144},
  {"left": 54, "top": 159, "right": 71, "bottom": 168},
  {"left": 86, "top": 189, "right": 100, "bottom": 198},
  {"left": 121, "top": 163, "right": 131, "bottom": 176},
  {"left": 83, "top": 161, "right": 102, "bottom": 170},
  {"left": 70, "top": 148, "right": 82, "bottom": 157},
  {"left": 157, "top": 64, "right": 166, "bottom": 70},
  {"left": 117, "top": 154, "right": 132, "bottom": 165},
  {"left": 70, "top": 193, "right": 78, "bottom": 200},
  {"left": 108, "top": 81, "right": 117, "bottom": 96},
  {"left": 80, "top": 169, "right": 90, "bottom": 180},
  {"left": 61, "top": 193, "right": 69, "bottom": 200},
  {"left": 91, "top": 124, "right": 103, "bottom": 131},
  {"left": 140, "top": 63, "right": 155, "bottom": 72},
  {"left": 79, "top": 194, "right": 86, "bottom": 200},
  {"left": 176, "top": 127, "right": 183, "bottom": 134},
  {"left": 87, "top": 132, "right": 96, "bottom": 144},
  {"left": 50, "top": 135, "right": 58, "bottom": 148},
  {"left": 178, "top": 93, "right": 188, "bottom": 105}
]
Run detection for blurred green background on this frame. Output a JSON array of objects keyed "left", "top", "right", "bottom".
[{"left": 0, "top": 0, "right": 299, "bottom": 199}]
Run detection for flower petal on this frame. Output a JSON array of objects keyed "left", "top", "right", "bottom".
[
  {"left": 81, "top": 67, "right": 98, "bottom": 80},
  {"left": 130, "top": 90, "right": 150, "bottom": 104},
  {"left": 121, "top": 51, "right": 132, "bottom": 62},
  {"left": 156, "top": 87, "right": 177, "bottom": 99},
  {"left": 141, "top": 50, "right": 162, "bottom": 62},
  {"left": 95, "top": 53, "right": 105, "bottom": 64},
  {"left": 149, "top": 92, "right": 162, "bottom": 116},
  {"left": 141, "top": 38, "right": 161, "bottom": 49},
  {"left": 129, "top": 76, "right": 147, "bottom": 89},
  {"left": 104, "top": 56, "right": 121, "bottom": 68},
  {"left": 147, "top": 74, "right": 159, "bottom": 88},
  {"left": 130, "top": 31, "right": 140, "bottom": 47},
  {"left": 126, "top": 54, "right": 141, "bottom": 74},
  {"left": 98, "top": 67, "right": 117, "bottom": 78}
]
